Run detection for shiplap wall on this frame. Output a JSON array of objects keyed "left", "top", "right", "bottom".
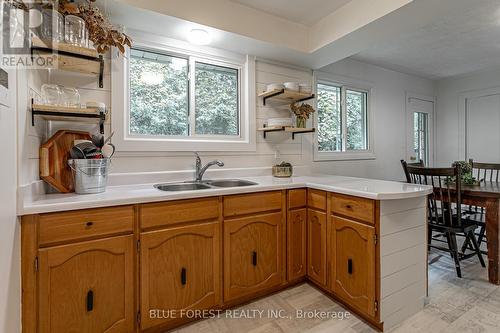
[{"left": 19, "top": 57, "right": 313, "bottom": 186}]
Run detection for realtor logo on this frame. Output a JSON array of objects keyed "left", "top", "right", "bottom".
[{"left": 1, "top": 0, "right": 58, "bottom": 69}]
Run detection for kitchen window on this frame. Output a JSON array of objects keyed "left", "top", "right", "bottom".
[
  {"left": 112, "top": 34, "right": 255, "bottom": 152},
  {"left": 314, "top": 76, "right": 373, "bottom": 161}
]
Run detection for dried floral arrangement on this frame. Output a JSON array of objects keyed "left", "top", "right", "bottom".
[
  {"left": 290, "top": 102, "right": 315, "bottom": 119},
  {"left": 58, "top": 0, "right": 131, "bottom": 54}
]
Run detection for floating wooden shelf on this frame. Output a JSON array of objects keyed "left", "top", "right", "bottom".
[
  {"left": 31, "top": 37, "right": 104, "bottom": 88},
  {"left": 31, "top": 101, "right": 106, "bottom": 134},
  {"left": 257, "top": 125, "right": 315, "bottom": 139},
  {"left": 258, "top": 89, "right": 315, "bottom": 106}
]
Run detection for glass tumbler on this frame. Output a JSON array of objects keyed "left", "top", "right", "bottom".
[
  {"left": 41, "top": 84, "right": 62, "bottom": 105},
  {"left": 41, "top": 10, "right": 64, "bottom": 43},
  {"left": 65, "top": 15, "right": 86, "bottom": 46},
  {"left": 61, "top": 87, "right": 80, "bottom": 107}
]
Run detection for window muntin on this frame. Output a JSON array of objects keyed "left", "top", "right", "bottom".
[
  {"left": 129, "top": 48, "right": 240, "bottom": 138},
  {"left": 317, "top": 82, "right": 369, "bottom": 153}
]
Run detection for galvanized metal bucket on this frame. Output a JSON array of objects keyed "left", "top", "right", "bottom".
[{"left": 68, "top": 158, "right": 110, "bottom": 194}]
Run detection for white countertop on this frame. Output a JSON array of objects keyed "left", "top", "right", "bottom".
[{"left": 18, "top": 175, "right": 432, "bottom": 215}]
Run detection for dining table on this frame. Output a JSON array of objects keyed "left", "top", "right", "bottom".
[{"left": 460, "top": 181, "right": 500, "bottom": 284}]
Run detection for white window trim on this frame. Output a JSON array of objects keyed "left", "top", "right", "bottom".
[
  {"left": 112, "top": 30, "right": 256, "bottom": 152},
  {"left": 313, "top": 71, "right": 375, "bottom": 161}
]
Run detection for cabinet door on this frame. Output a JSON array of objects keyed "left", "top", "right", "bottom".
[
  {"left": 38, "top": 235, "right": 135, "bottom": 333},
  {"left": 224, "top": 212, "right": 283, "bottom": 301},
  {"left": 307, "top": 209, "right": 327, "bottom": 286},
  {"left": 287, "top": 209, "right": 307, "bottom": 281},
  {"left": 331, "top": 216, "right": 376, "bottom": 317},
  {"left": 140, "top": 222, "right": 220, "bottom": 330}
]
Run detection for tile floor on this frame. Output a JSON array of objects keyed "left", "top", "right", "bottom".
[{"left": 173, "top": 250, "right": 499, "bottom": 333}]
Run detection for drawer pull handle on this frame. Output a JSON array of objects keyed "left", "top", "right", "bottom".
[
  {"left": 345, "top": 204, "right": 352, "bottom": 209},
  {"left": 348, "top": 258, "right": 353, "bottom": 275},
  {"left": 252, "top": 251, "right": 257, "bottom": 266},
  {"left": 86, "top": 290, "right": 94, "bottom": 312},
  {"left": 180, "top": 267, "right": 187, "bottom": 285},
  {"left": 85, "top": 221, "right": 94, "bottom": 227}
]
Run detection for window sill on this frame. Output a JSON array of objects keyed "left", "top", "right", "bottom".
[
  {"left": 313, "top": 151, "right": 376, "bottom": 162},
  {"left": 115, "top": 136, "right": 257, "bottom": 152}
]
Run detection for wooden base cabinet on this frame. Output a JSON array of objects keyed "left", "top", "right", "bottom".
[
  {"left": 307, "top": 209, "right": 327, "bottom": 286},
  {"left": 38, "top": 235, "right": 135, "bottom": 333},
  {"left": 287, "top": 208, "right": 307, "bottom": 281},
  {"left": 330, "top": 216, "right": 377, "bottom": 318},
  {"left": 140, "top": 222, "right": 220, "bottom": 330},
  {"left": 224, "top": 212, "right": 283, "bottom": 302}
]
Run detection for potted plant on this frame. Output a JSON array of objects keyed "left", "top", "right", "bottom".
[
  {"left": 450, "top": 160, "right": 480, "bottom": 185},
  {"left": 58, "top": 0, "right": 131, "bottom": 54},
  {"left": 290, "top": 102, "right": 315, "bottom": 128}
]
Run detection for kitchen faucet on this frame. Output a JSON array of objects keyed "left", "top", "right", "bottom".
[{"left": 194, "top": 152, "right": 224, "bottom": 182}]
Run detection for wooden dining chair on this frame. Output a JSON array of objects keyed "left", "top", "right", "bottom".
[
  {"left": 400, "top": 159, "right": 424, "bottom": 183},
  {"left": 461, "top": 159, "right": 500, "bottom": 255},
  {"left": 401, "top": 161, "right": 485, "bottom": 278}
]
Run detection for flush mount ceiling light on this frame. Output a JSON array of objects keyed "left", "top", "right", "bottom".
[{"left": 187, "top": 29, "right": 212, "bottom": 45}]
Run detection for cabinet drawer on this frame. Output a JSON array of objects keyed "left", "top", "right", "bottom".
[
  {"left": 141, "top": 197, "right": 219, "bottom": 230},
  {"left": 224, "top": 191, "right": 282, "bottom": 217},
  {"left": 39, "top": 206, "right": 134, "bottom": 246},
  {"left": 307, "top": 189, "right": 327, "bottom": 211},
  {"left": 331, "top": 194, "right": 375, "bottom": 224},
  {"left": 288, "top": 189, "right": 307, "bottom": 209}
]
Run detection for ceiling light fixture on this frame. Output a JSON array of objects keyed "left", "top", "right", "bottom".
[{"left": 187, "top": 29, "right": 212, "bottom": 45}]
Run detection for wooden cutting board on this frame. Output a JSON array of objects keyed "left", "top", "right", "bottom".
[{"left": 40, "top": 130, "right": 91, "bottom": 193}]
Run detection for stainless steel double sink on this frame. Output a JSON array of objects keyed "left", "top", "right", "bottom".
[{"left": 154, "top": 179, "right": 258, "bottom": 192}]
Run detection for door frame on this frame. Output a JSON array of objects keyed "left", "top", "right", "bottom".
[
  {"left": 459, "top": 86, "right": 500, "bottom": 160},
  {"left": 405, "top": 92, "right": 436, "bottom": 166}
]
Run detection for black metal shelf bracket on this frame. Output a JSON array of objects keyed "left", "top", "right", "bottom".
[
  {"left": 262, "top": 89, "right": 315, "bottom": 106},
  {"left": 291, "top": 128, "right": 315, "bottom": 140},
  {"left": 262, "top": 89, "right": 284, "bottom": 106},
  {"left": 261, "top": 124, "right": 285, "bottom": 139},
  {"left": 30, "top": 47, "right": 105, "bottom": 88},
  {"left": 31, "top": 99, "right": 106, "bottom": 134}
]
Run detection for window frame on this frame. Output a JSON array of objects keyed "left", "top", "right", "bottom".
[
  {"left": 313, "top": 72, "right": 375, "bottom": 161},
  {"left": 112, "top": 31, "right": 256, "bottom": 152}
]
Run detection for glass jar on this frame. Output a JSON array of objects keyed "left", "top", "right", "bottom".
[
  {"left": 41, "top": 10, "right": 64, "bottom": 43},
  {"left": 65, "top": 15, "right": 87, "bottom": 47},
  {"left": 41, "top": 84, "right": 62, "bottom": 105},
  {"left": 61, "top": 87, "right": 80, "bottom": 107}
]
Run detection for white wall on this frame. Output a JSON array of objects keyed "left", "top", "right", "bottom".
[
  {"left": 1, "top": 68, "right": 20, "bottom": 332},
  {"left": 19, "top": 57, "right": 313, "bottom": 186},
  {"left": 19, "top": 55, "right": 437, "bottom": 186},
  {"left": 312, "top": 58, "right": 436, "bottom": 180},
  {"left": 435, "top": 67, "right": 500, "bottom": 166}
]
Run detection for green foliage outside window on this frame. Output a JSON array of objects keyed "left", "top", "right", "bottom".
[
  {"left": 129, "top": 49, "right": 239, "bottom": 137},
  {"left": 317, "top": 82, "right": 368, "bottom": 152}
]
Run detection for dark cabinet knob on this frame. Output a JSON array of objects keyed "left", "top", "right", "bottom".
[
  {"left": 85, "top": 221, "right": 94, "bottom": 227},
  {"left": 86, "top": 290, "right": 94, "bottom": 312},
  {"left": 348, "top": 258, "right": 353, "bottom": 275},
  {"left": 180, "top": 267, "right": 187, "bottom": 285},
  {"left": 345, "top": 204, "right": 352, "bottom": 209},
  {"left": 252, "top": 251, "right": 257, "bottom": 266}
]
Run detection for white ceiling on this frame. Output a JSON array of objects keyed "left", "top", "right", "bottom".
[
  {"left": 230, "top": 0, "right": 353, "bottom": 26},
  {"left": 352, "top": 0, "right": 500, "bottom": 80}
]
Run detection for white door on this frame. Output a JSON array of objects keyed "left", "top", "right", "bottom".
[
  {"left": 406, "top": 96, "right": 434, "bottom": 166},
  {"left": 466, "top": 94, "right": 500, "bottom": 163}
]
